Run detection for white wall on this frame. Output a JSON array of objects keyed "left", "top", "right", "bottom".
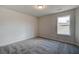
[
  {"left": 38, "top": 10, "right": 75, "bottom": 44},
  {"left": 75, "top": 8, "right": 79, "bottom": 44},
  {"left": 0, "top": 7, "right": 38, "bottom": 46}
]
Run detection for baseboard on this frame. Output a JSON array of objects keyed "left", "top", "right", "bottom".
[
  {"left": 0, "top": 36, "right": 37, "bottom": 47},
  {"left": 1, "top": 36, "right": 79, "bottom": 47},
  {"left": 39, "top": 36, "right": 79, "bottom": 47}
]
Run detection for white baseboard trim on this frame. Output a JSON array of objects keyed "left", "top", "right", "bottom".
[
  {"left": 39, "top": 36, "right": 79, "bottom": 47},
  {"left": 0, "top": 36, "right": 36, "bottom": 47}
]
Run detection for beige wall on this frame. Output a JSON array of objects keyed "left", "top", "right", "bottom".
[
  {"left": 75, "top": 8, "right": 79, "bottom": 44},
  {"left": 38, "top": 10, "right": 75, "bottom": 44},
  {"left": 0, "top": 7, "right": 38, "bottom": 46}
]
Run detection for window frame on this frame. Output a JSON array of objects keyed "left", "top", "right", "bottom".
[{"left": 57, "top": 15, "right": 71, "bottom": 36}]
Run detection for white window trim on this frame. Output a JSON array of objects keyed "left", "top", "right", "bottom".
[{"left": 57, "top": 15, "right": 71, "bottom": 36}]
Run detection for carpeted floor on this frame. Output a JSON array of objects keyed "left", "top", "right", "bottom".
[{"left": 0, "top": 38, "right": 79, "bottom": 54}]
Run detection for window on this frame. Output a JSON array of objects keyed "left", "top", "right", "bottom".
[{"left": 57, "top": 15, "right": 71, "bottom": 36}]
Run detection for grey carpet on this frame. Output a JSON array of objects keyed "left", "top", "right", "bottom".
[{"left": 0, "top": 38, "right": 79, "bottom": 54}]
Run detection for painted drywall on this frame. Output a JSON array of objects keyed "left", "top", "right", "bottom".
[
  {"left": 75, "top": 8, "right": 79, "bottom": 44},
  {"left": 38, "top": 10, "right": 75, "bottom": 44},
  {"left": 0, "top": 7, "right": 38, "bottom": 46}
]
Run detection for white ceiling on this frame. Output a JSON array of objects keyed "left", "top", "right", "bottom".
[{"left": 0, "top": 5, "right": 78, "bottom": 17}]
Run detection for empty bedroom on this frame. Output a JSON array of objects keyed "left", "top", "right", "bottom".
[{"left": 0, "top": 5, "right": 79, "bottom": 54}]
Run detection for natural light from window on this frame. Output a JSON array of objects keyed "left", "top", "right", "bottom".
[{"left": 57, "top": 15, "right": 71, "bottom": 36}]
